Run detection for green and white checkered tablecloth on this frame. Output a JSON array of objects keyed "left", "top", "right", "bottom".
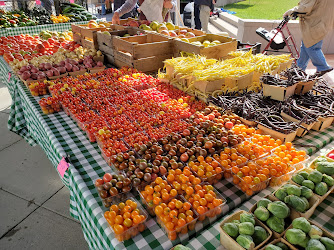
[
  {"left": 0, "top": 22, "right": 88, "bottom": 37},
  {"left": 1, "top": 56, "right": 333, "bottom": 249}
]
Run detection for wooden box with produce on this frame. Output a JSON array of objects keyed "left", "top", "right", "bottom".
[
  {"left": 173, "top": 34, "right": 237, "bottom": 60},
  {"left": 97, "top": 26, "right": 145, "bottom": 55},
  {"left": 261, "top": 74, "right": 297, "bottom": 101},
  {"left": 113, "top": 51, "right": 172, "bottom": 73},
  {"left": 219, "top": 210, "right": 272, "bottom": 250},
  {"left": 283, "top": 218, "right": 334, "bottom": 249},
  {"left": 113, "top": 33, "right": 173, "bottom": 60},
  {"left": 71, "top": 21, "right": 109, "bottom": 49}
]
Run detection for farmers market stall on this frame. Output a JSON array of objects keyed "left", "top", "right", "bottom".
[
  {"left": 1, "top": 54, "right": 334, "bottom": 249},
  {"left": 1, "top": 14, "right": 334, "bottom": 250}
]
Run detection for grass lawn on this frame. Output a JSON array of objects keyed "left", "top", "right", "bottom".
[{"left": 222, "top": 0, "right": 300, "bottom": 20}]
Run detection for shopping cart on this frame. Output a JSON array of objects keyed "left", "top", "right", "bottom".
[{"left": 256, "top": 12, "right": 305, "bottom": 60}]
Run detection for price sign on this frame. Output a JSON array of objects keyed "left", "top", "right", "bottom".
[
  {"left": 57, "top": 157, "right": 69, "bottom": 178},
  {"left": 36, "top": 0, "right": 41, "bottom": 5},
  {"left": 70, "top": 0, "right": 75, "bottom": 3},
  {"left": 8, "top": 72, "right": 11, "bottom": 82},
  {"left": 0, "top": 2, "right": 5, "bottom": 6}
]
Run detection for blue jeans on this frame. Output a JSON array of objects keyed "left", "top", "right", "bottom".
[
  {"left": 297, "top": 40, "right": 331, "bottom": 72},
  {"left": 101, "top": 4, "right": 106, "bottom": 15}
]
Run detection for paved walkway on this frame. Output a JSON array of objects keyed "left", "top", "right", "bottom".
[{"left": 0, "top": 53, "right": 333, "bottom": 249}]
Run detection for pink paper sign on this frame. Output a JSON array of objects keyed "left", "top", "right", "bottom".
[
  {"left": 36, "top": 0, "right": 41, "bottom": 5},
  {"left": 57, "top": 157, "right": 69, "bottom": 178},
  {"left": 70, "top": 0, "right": 75, "bottom": 3},
  {"left": 8, "top": 72, "right": 11, "bottom": 82},
  {"left": 0, "top": 1, "right": 5, "bottom": 6}
]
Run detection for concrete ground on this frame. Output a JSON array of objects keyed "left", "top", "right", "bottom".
[{"left": 0, "top": 51, "right": 333, "bottom": 249}]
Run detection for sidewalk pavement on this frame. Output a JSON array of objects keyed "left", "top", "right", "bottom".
[{"left": 0, "top": 54, "right": 333, "bottom": 249}]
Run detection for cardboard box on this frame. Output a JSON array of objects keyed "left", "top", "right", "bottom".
[
  {"left": 262, "top": 83, "right": 297, "bottom": 101},
  {"left": 113, "top": 51, "right": 173, "bottom": 73},
  {"left": 311, "top": 116, "right": 334, "bottom": 131},
  {"left": 113, "top": 33, "right": 172, "bottom": 60},
  {"left": 225, "top": 72, "right": 254, "bottom": 90},
  {"left": 258, "top": 124, "right": 297, "bottom": 143},
  {"left": 193, "top": 79, "right": 224, "bottom": 94},
  {"left": 173, "top": 34, "right": 237, "bottom": 60},
  {"left": 219, "top": 210, "right": 272, "bottom": 250},
  {"left": 280, "top": 111, "right": 316, "bottom": 137},
  {"left": 294, "top": 80, "right": 315, "bottom": 95}
]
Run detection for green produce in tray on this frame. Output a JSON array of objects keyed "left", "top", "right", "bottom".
[
  {"left": 301, "top": 186, "right": 314, "bottom": 199},
  {"left": 254, "top": 206, "right": 270, "bottom": 221},
  {"left": 286, "top": 185, "right": 301, "bottom": 196},
  {"left": 223, "top": 223, "right": 239, "bottom": 238},
  {"left": 257, "top": 198, "right": 272, "bottom": 209},
  {"left": 240, "top": 212, "right": 256, "bottom": 225},
  {"left": 320, "top": 237, "right": 334, "bottom": 250},
  {"left": 275, "top": 242, "right": 289, "bottom": 250},
  {"left": 284, "top": 195, "right": 308, "bottom": 212},
  {"left": 322, "top": 174, "right": 334, "bottom": 186},
  {"left": 292, "top": 174, "right": 305, "bottom": 185},
  {"left": 253, "top": 226, "right": 268, "bottom": 245},
  {"left": 292, "top": 217, "right": 311, "bottom": 233},
  {"left": 303, "top": 180, "right": 315, "bottom": 190},
  {"left": 308, "top": 170, "right": 323, "bottom": 184},
  {"left": 299, "top": 171, "right": 310, "bottom": 179},
  {"left": 316, "top": 161, "right": 334, "bottom": 175},
  {"left": 267, "top": 201, "right": 290, "bottom": 219},
  {"left": 239, "top": 222, "right": 255, "bottom": 235},
  {"left": 315, "top": 182, "right": 328, "bottom": 196},
  {"left": 275, "top": 188, "right": 288, "bottom": 201},
  {"left": 306, "top": 239, "right": 326, "bottom": 250},
  {"left": 286, "top": 228, "right": 307, "bottom": 245},
  {"left": 266, "top": 216, "right": 285, "bottom": 233},
  {"left": 265, "top": 245, "right": 282, "bottom": 250},
  {"left": 236, "top": 235, "right": 254, "bottom": 250},
  {"left": 173, "top": 245, "right": 191, "bottom": 250},
  {"left": 309, "top": 225, "right": 323, "bottom": 239}
]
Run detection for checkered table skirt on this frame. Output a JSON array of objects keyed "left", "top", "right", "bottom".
[{"left": 1, "top": 57, "right": 333, "bottom": 249}]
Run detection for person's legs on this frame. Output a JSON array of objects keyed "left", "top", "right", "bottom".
[
  {"left": 303, "top": 40, "right": 331, "bottom": 72},
  {"left": 194, "top": 4, "right": 201, "bottom": 30},
  {"left": 102, "top": 3, "right": 106, "bottom": 15},
  {"left": 199, "top": 5, "right": 210, "bottom": 33},
  {"left": 297, "top": 41, "right": 310, "bottom": 71}
]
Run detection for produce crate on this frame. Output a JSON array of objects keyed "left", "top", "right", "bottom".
[
  {"left": 173, "top": 34, "right": 237, "bottom": 60},
  {"left": 249, "top": 196, "right": 293, "bottom": 239},
  {"left": 294, "top": 80, "right": 316, "bottom": 95},
  {"left": 259, "top": 237, "right": 295, "bottom": 250},
  {"left": 270, "top": 188, "right": 320, "bottom": 220},
  {"left": 252, "top": 67, "right": 280, "bottom": 83},
  {"left": 280, "top": 111, "right": 316, "bottom": 137},
  {"left": 290, "top": 168, "right": 334, "bottom": 204},
  {"left": 262, "top": 83, "right": 297, "bottom": 101},
  {"left": 283, "top": 219, "right": 334, "bottom": 249},
  {"left": 113, "top": 33, "right": 173, "bottom": 60},
  {"left": 104, "top": 53, "right": 115, "bottom": 65},
  {"left": 219, "top": 210, "right": 272, "bottom": 250},
  {"left": 193, "top": 79, "right": 224, "bottom": 94},
  {"left": 258, "top": 124, "right": 297, "bottom": 143},
  {"left": 113, "top": 51, "right": 173, "bottom": 73},
  {"left": 224, "top": 72, "right": 254, "bottom": 90},
  {"left": 71, "top": 23, "right": 108, "bottom": 49},
  {"left": 311, "top": 116, "right": 334, "bottom": 131},
  {"left": 97, "top": 26, "right": 143, "bottom": 50}
]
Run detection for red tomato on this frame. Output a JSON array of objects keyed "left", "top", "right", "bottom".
[{"left": 103, "top": 173, "right": 112, "bottom": 182}]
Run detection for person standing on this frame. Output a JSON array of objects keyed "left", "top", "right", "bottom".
[
  {"left": 194, "top": 0, "right": 215, "bottom": 33},
  {"left": 194, "top": 2, "right": 201, "bottom": 30},
  {"left": 112, "top": 0, "right": 176, "bottom": 23},
  {"left": 283, "top": 0, "right": 334, "bottom": 76}
]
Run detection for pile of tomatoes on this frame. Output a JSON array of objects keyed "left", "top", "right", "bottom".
[
  {"left": 104, "top": 199, "right": 147, "bottom": 242},
  {"left": 0, "top": 34, "right": 79, "bottom": 62}
]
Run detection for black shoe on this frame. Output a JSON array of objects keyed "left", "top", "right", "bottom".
[{"left": 314, "top": 68, "right": 333, "bottom": 77}]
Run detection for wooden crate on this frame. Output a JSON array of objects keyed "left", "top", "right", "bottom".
[
  {"left": 312, "top": 116, "right": 334, "bottom": 131},
  {"left": 280, "top": 111, "right": 316, "bottom": 137},
  {"left": 113, "top": 50, "right": 173, "bottom": 73},
  {"left": 71, "top": 23, "right": 108, "bottom": 49},
  {"left": 258, "top": 124, "right": 297, "bottom": 143},
  {"left": 97, "top": 27, "right": 144, "bottom": 50},
  {"left": 173, "top": 34, "right": 237, "bottom": 59},
  {"left": 225, "top": 72, "right": 254, "bottom": 90},
  {"left": 104, "top": 53, "right": 115, "bottom": 64},
  {"left": 262, "top": 83, "right": 297, "bottom": 101},
  {"left": 113, "top": 33, "right": 173, "bottom": 60},
  {"left": 193, "top": 79, "right": 224, "bottom": 94},
  {"left": 219, "top": 210, "right": 272, "bottom": 250}
]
